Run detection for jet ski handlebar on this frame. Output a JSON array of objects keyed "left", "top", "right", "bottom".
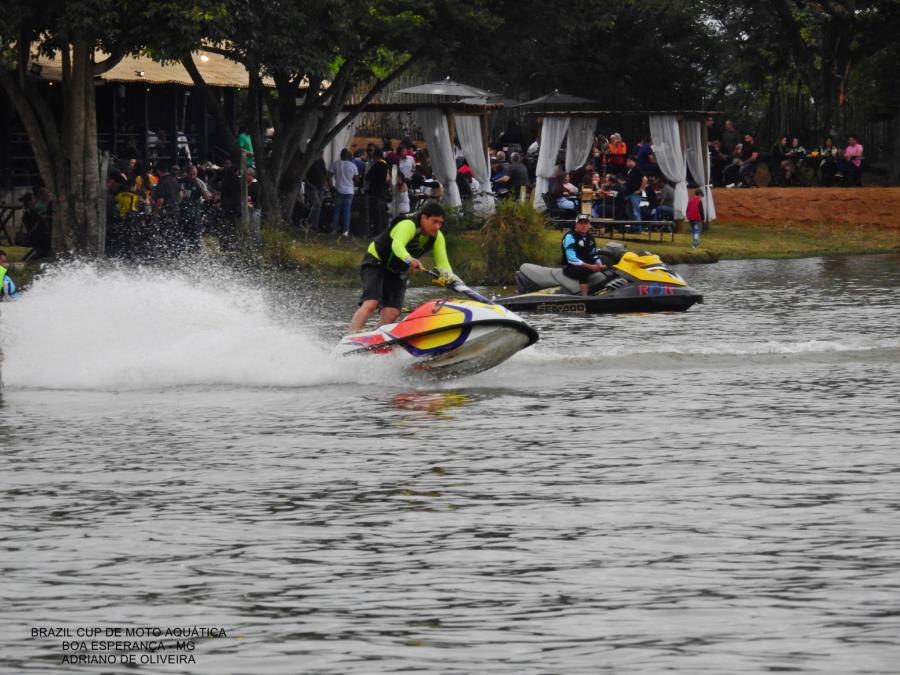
[{"left": 424, "top": 269, "right": 495, "bottom": 306}]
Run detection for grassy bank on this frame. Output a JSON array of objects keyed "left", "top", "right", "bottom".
[
  {"left": 4, "top": 219, "right": 897, "bottom": 289},
  {"left": 257, "top": 218, "right": 900, "bottom": 285}
]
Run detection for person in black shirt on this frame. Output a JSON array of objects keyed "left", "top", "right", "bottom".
[
  {"left": 623, "top": 157, "right": 646, "bottom": 222},
  {"left": 305, "top": 153, "right": 327, "bottom": 231},
  {"left": 365, "top": 149, "right": 390, "bottom": 235},
  {"left": 724, "top": 133, "right": 760, "bottom": 187}
]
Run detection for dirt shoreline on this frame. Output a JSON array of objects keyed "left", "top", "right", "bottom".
[{"left": 712, "top": 187, "right": 900, "bottom": 227}]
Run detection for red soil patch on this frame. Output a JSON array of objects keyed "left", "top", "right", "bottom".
[{"left": 713, "top": 187, "right": 900, "bottom": 227}]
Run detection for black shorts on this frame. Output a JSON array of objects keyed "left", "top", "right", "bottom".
[
  {"left": 360, "top": 254, "right": 407, "bottom": 310},
  {"left": 563, "top": 264, "right": 593, "bottom": 282}
]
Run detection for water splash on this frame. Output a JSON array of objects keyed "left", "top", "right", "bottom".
[{"left": 0, "top": 261, "right": 367, "bottom": 390}]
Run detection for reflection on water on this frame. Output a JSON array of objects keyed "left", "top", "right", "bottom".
[
  {"left": 389, "top": 391, "right": 474, "bottom": 417},
  {"left": 1, "top": 255, "right": 900, "bottom": 673}
]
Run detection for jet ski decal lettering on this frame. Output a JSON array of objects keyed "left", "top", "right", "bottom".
[
  {"left": 535, "top": 302, "right": 587, "bottom": 313},
  {"left": 638, "top": 284, "right": 677, "bottom": 296}
]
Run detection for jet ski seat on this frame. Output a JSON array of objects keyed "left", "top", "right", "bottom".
[{"left": 515, "top": 263, "right": 610, "bottom": 295}]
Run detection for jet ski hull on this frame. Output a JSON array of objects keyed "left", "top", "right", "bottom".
[
  {"left": 497, "top": 287, "right": 703, "bottom": 314},
  {"left": 335, "top": 299, "right": 538, "bottom": 378},
  {"left": 498, "top": 250, "right": 703, "bottom": 314}
]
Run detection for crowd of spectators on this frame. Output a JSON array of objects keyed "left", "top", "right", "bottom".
[
  {"left": 706, "top": 117, "right": 865, "bottom": 188},
  {"left": 103, "top": 156, "right": 252, "bottom": 259},
  {"left": 10, "top": 118, "right": 871, "bottom": 260}
]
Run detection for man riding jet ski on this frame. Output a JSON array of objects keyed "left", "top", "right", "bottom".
[
  {"left": 335, "top": 271, "right": 538, "bottom": 378},
  {"left": 497, "top": 239, "right": 703, "bottom": 315},
  {"left": 337, "top": 202, "right": 538, "bottom": 377}
]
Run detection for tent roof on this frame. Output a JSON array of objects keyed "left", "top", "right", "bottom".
[
  {"left": 515, "top": 89, "right": 597, "bottom": 108},
  {"left": 457, "top": 94, "right": 522, "bottom": 108},
  {"left": 531, "top": 109, "right": 723, "bottom": 118},
  {"left": 31, "top": 48, "right": 278, "bottom": 89},
  {"left": 394, "top": 77, "right": 493, "bottom": 98}
]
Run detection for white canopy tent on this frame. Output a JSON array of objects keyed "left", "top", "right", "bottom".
[
  {"left": 684, "top": 119, "right": 717, "bottom": 220},
  {"left": 649, "top": 115, "right": 689, "bottom": 219},
  {"left": 323, "top": 112, "right": 360, "bottom": 168},
  {"left": 340, "top": 100, "right": 502, "bottom": 211},
  {"left": 455, "top": 114, "right": 495, "bottom": 214},
  {"left": 419, "top": 108, "right": 462, "bottom": 208},
  {"left": 532, "top": 110, "right": 720, "bottom": 221},
  {"left": 532, "top": 117, "right": 569, "bottom": 209}
]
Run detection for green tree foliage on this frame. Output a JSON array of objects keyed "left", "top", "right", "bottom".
[
  {"left": 0, "top": 0, "right": 225, "bottom": 253},
  {"left": 151, "top": 0, "right": 495, "bottom": 225},
  {"left": 434, "top": 0, "right": 721, "bottom": 109},
  {"left": 703, "top": 0, "right": 900, "bottom": 136}
]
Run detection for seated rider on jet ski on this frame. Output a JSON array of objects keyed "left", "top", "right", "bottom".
[
  {"left": 349, "top": 201, "right": 460, "bottom": 331},
  {"left": 562, "top": 215, "right": 606, "bottom": 296}
]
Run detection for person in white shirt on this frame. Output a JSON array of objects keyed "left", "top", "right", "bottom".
[
  {"left": 329, "top": 148, "right": 359, "bottom": 237},
  {"left": 397, "top": 147, "right": 416, "bottom": 180}
]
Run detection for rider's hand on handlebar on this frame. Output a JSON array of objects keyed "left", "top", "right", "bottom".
[{"left": 408, "top": 258, "right": 424, "bottom": 272}]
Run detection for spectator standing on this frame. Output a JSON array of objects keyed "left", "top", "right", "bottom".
[
  {"left": 180, "top": 164, "right": 210, "bottom": 250},
  {"left": 607, "top": 133, "right": 628, "bottom": 173},
  {"left": 218, "top": 163, "right": 243, "bottom": 249},
  {"left": 365, "top": 149, "right": 390, "bottom": 236},
  {"left": 721, "top": 119, "right": 740, "bottom": 156},
  {"left": 686, "top": 188, "right": 704, "bottom": 248},
  {"left": 623, "top": 157, "right": 646, "bottom": 223},
  {"left": 238, "top": 127, "right": 255, "bottom": 168},
  {"left": 507, "top": 153, "right": 529, "bottom": 201},
  {"left": 154, "top": 162, "right": 182, "bottom": 252},
  {"left": 329, "top": 148, "right": 359, "bottom": 238},
  {"left": 397, "top": 146, "right": 416, "bottom": 180},
  {"left": 305, "top": 153, "right": 327, "bottom": 231},
  {"left": 393, "top": 173, "right": 411, "bottom": 217},
  {"left": 635, "top": 137, "right": 659, "bottom": 176},
  {"left": 352, "top": 149, "right": 367, "bottom": 175}
]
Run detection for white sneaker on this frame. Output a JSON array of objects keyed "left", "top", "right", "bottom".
[{"left": 725, "top": 183, "right": 736, "bottom": 188}]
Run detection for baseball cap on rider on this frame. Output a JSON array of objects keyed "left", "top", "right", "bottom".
[{"left": 576, "top": 214, "right": 590, "bottom": 223}]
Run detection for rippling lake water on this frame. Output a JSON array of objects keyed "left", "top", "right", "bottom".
[{"left": 1, "top": 255, "right": 899, "bottom": 674}]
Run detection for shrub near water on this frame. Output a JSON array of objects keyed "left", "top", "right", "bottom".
[{"left": 480, "top": 201, "right": 550, "bottom": 284}]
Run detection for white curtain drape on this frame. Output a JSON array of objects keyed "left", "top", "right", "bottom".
[
  {"left": 533, "top": 117, "right": 570, "bottom": 209},
  {"left": 650, "top": 115, "right": 688, "bottom": 219},
  {"left": 323, "top": 112, "right": 359, "bottom": 168},
  {"left": 684, "top": 119, "right": 717, "bottom": 221},
  {"left": 455, "top": 114, "right": 494, "bottom": 214},
  {"left": 419, "top": 108, "right": 462, "bottom": 207},
  {"left": 565, "top": 118, "right": 597, "bottom": 172}
]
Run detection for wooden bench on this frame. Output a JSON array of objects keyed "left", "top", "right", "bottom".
[{"left": 592, "top": 218, "right": 675, "bottom": 242}]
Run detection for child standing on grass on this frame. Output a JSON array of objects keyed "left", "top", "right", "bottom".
[{"left": 686, "top": 188, "right": 704, "bottom": 248}]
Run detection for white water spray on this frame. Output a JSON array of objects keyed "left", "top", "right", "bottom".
[{"left": 0, "top": 261, "right": 364, "bottom": 390}]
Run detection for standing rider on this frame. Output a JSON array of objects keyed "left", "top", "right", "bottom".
[
  {"left": 349, "top": 200, "right": 459, "bottom": 331},
  {"left": 561, "top": 214, "right": 606, "bottom": 296}
]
